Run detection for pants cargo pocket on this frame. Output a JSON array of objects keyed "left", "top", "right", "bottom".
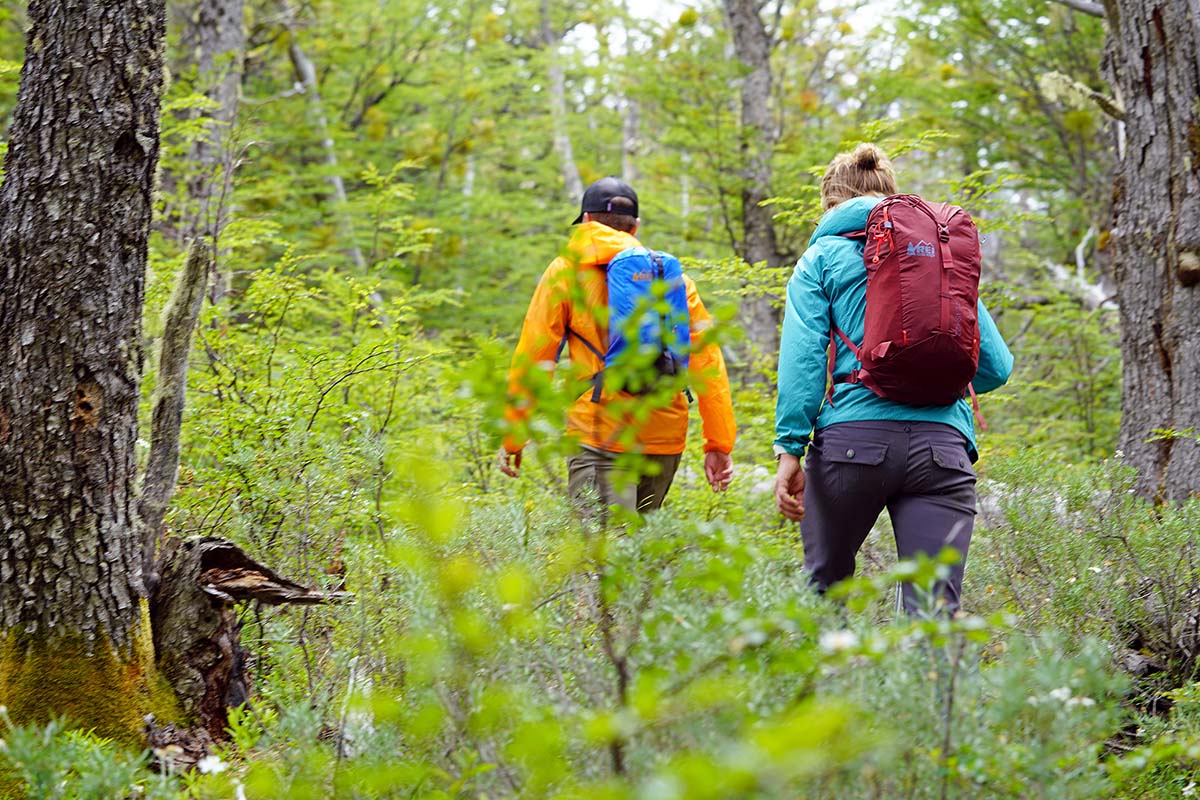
[
  {"left": 928, "top": 442, "right": 977, "bottom": 501},
  {"left": 929, "top": 443, "right": 974, "bottom": 475},
  {"left": 820, "top": 439, "right": 889, "bottom": 496}
]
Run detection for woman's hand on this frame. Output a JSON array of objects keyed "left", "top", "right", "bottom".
[{"left": 774, "top": 453, "right": 806, "bottom": 521}]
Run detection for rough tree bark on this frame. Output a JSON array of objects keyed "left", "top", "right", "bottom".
[
  {"left": 1100, "top": 0, "right": 1200, "bottom": 501},
  {"left": 0, "top": 0, "right": 343, "bottom": 751},
  {"left": 722, "top": 0, "right": 786, "bottom": 363},
  {"left": 0, "top": 0, "right": 171, "bottom": 741}
]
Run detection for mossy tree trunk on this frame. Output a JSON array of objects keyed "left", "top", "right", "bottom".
[
  {"left": 1101, "top": 0, "right": 1200, "bottom": 501},
  {"left": 0, "top": 0, "right": 170, "bottom": 742}
]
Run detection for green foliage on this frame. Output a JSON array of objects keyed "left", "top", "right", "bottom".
[
  {"left": 983, "top": 292, "right": 1120, "bottom": 460},
  {"left": 0, "top": 712, "right": 180, "bottom": 799},
  {"left": 204, "top": 454, "right": 1194, "bottom": 798},
  {"left": 168, "top": 251, "right": 443, "bottom": 574},
  {"left": 968, "top": 454, "right": 1200, "bottom": 684},
  {"left": 5, "top": 0, "right": 1182, "bottom": 795},
  {"left": 11, "top": 478, "right": 1191, "bottom": 798}
]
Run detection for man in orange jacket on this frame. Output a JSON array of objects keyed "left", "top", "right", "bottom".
[{"left": 498, "top": 177, "right": 736, "bottom": 515}]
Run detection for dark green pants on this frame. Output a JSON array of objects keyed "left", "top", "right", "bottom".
[{"left": 567, "top": 448, "right": 682, "bottom": 517}]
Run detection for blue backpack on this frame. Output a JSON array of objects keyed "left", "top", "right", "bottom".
[{"left": 565, "top": 247, "right": 691, "bottom": 401}]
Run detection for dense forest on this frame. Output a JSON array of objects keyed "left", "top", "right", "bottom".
[{"left": 0, "top": 0, "right": 1197, "bottom": 797}]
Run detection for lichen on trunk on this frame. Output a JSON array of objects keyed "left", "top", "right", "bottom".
[{"left": 0, "top": 601, "right": 181, "bottom": 745}]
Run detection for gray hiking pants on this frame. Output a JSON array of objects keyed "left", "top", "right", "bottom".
[
  {"left": 567, "top": 447, "right": 682, "bottom": 519},
  {"left": 800, "top": 421, "right": 977, "bottom": 615}
]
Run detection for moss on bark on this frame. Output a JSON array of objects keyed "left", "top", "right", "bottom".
[{"left": 0, "top": 600, "right": 181, "bottom": 746}]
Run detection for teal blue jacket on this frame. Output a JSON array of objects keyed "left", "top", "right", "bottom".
[{"left": 774, "top": 196, "right": 1014, "bottom": 462}]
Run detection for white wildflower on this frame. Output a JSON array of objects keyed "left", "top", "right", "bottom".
[
  {"left": 1066, "top": 695, "right": 1096, "bottom": 708},
  {"left": 818, "top": 629, "right": 859, "bottom": 653},
  {"left": 196, "top": 755, "right": 227, "bottom": 775},
  {"left": 1048, "top": 687, "right": 1073, "bottom": 703}
]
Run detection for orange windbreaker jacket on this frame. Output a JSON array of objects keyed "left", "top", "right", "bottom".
[{"left": 503, "top": 222, "right": 736, "bottom": 457}]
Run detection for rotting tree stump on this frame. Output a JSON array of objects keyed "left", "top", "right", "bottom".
[{"left": 148, "top": 536, "right": 351, "bottom": 764}]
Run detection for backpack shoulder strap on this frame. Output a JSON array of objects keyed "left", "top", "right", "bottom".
[
  {"left": 832, "top": 325, "right": 859, "bottom": 358},
  {"left": 554, "top": 259, "right": 610, "bottom": 363},
  {"left": 825, "top": 325, "right": 864, "bottom": 407},
  {"left": 565, "top": 325, "right": 605, "bottom": 360},
  {"left": 562, "top": 326, "right": 605, "bottom": 403}
]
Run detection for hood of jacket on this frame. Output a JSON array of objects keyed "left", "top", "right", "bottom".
[
  {"left": 566, "top": 221, "right": 641, "bottom": 268},
  {"left": 809, "top": 195, "right": 883, "bottom": 246}
]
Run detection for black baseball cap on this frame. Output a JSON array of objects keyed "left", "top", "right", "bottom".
[{"left": 572, "top": 177, "right": 639, "bottom": 224}]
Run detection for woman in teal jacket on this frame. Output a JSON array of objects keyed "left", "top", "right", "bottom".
[{"left": 773, "top": 144, "right": 1013, "bottom": 615}]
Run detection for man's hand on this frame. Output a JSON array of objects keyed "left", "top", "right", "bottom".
[
  {"left": 497, "top": 447, "right": 522, "bottom": 478},
  {"left": 704, "top": 450, "right": 734, "bottom": 492},
  {"left": 774, "top": 453, "right": 806, "bottom": 521}
]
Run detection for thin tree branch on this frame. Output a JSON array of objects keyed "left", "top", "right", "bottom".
[{"left": 1053, "top": 0, "right": 1106, "bottom": 18}]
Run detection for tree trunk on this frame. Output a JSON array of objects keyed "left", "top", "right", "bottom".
[
  {"left": 723, "top": 0, "right": 784, "bottom": 363},
  {"left": 151, "top": 536, "right": 350, "bottom": 742},
  {"left": 541, "top": 0, "right": 582, "bottom": 202},
  {"left": 622, "top": 96, "right": 640, "bottom": 184},
  {"left": 183, "top": 0, "right": 246, "bottom": 303},
  {"left": 1103, "top": 0, "right": 1200, "bottom": 501},
  {"left": 286, "top": 7, "right": 367, "bottom": 270},
  {"left": 0, "top": 0, "right": 171, "bottom": 742}
]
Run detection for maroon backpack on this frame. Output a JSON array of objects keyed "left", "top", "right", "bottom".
[{"left": 832, "top": 194, "right": 981, "bottom": 407}]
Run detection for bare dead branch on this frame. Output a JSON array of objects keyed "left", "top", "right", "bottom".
[{"left": 139, "top": 240, "right": 210, "bottom": 590}]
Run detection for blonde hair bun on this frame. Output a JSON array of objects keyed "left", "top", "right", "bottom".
[
  {"left": 853, "top": 144, "right": 882, "bottom": 171},
  {"left": 820, "top": 143, "right": 897, "bottom": 209}
]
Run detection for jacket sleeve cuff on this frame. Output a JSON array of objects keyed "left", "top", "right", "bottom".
[{"left": 773, "top": 442, "right": 806, "bottom": 459}]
